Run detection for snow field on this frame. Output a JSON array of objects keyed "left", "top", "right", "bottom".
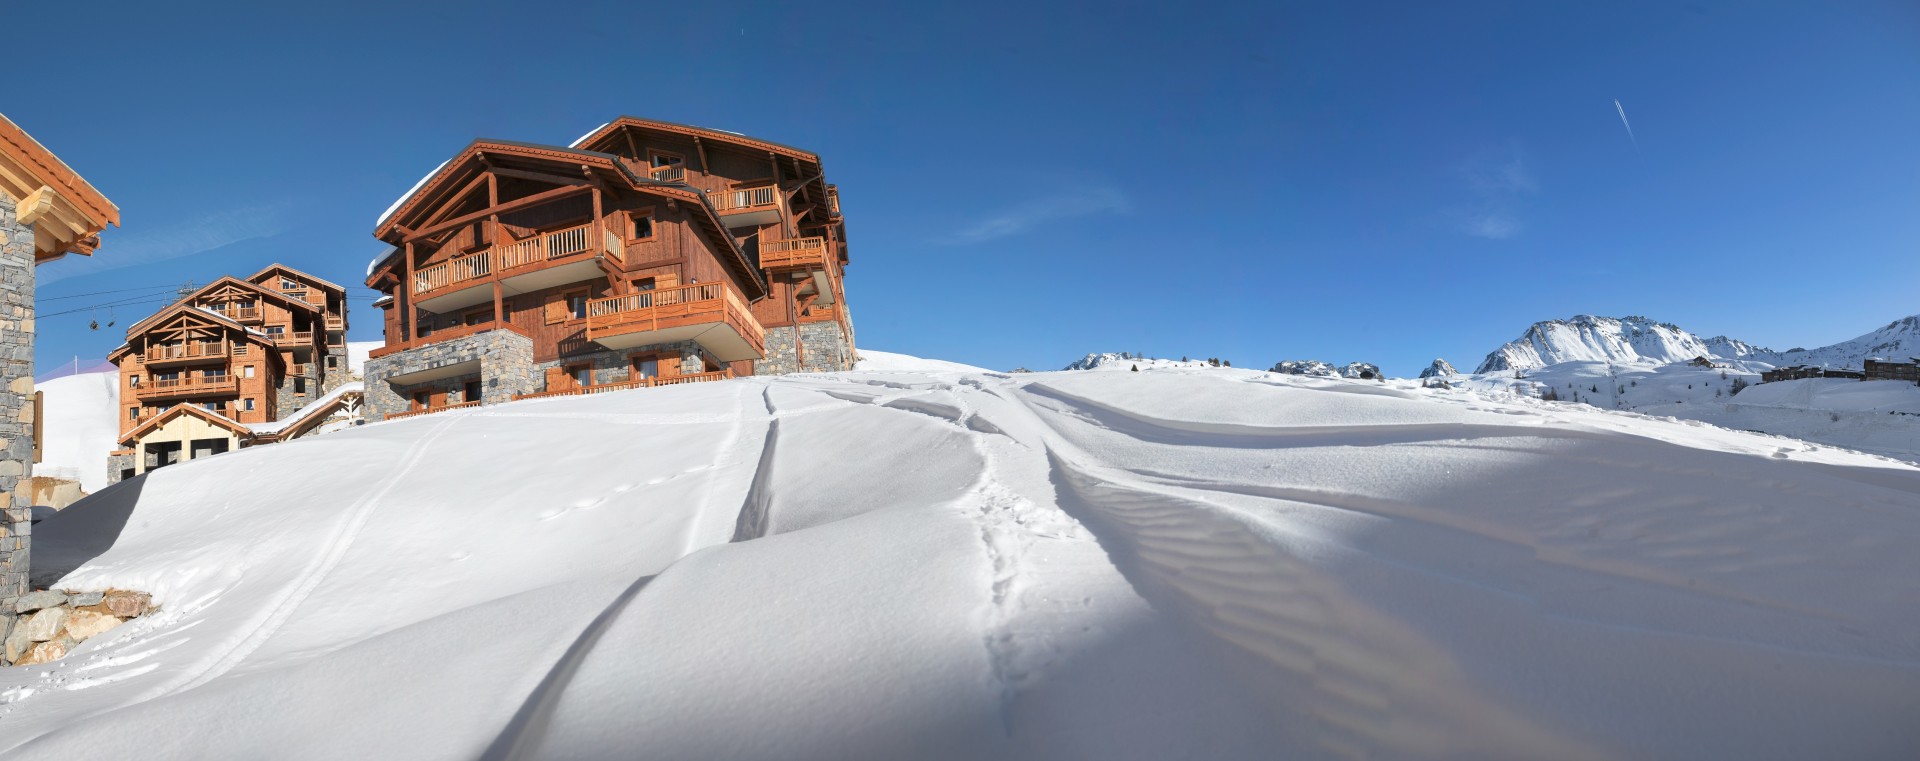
[{"left": 2, "top": 356, "right": 1917, "bottom": 759}]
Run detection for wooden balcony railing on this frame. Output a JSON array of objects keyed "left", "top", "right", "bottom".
[
  {"left": 649, "top": 164, "right": 685, "bottom": 182},
  {"left": 759, "top": 237, "right": 828, "bottom": 270},
  {"left": 414, "top": 221, "right": 605, "bottom": 295},
  {"left": 290, "top": 363, "right": 311, "bottom": 376},
  {"left": 145, "top": 341, "right": 230, "bottom": 364},
  {"left": 272, "top": 331, "right": 313, "bottom": 345},
  {"left": 512, "top": 370, "right": 733, "bottom": 401},
  {"left": 326, "top": 315, "right": 345, "bottom": 331},
  {"left": 136, "top": 375, "right": 238, "bottom": 399},
  {"left": 367, "top": 320, "right": 531, "bottom": 360},
  {"left": 384, "top": 400, "right": 482, "bottom": 421},
  {"left": 218, "top": 307, "right": 261, "bottom": 322},
  {"left": 282, "top": 287, "right": 314, "bottom": 303},
  {"left": 707, "top": 186, "right": 778, "bottom": 213},
  {"left": 585, "top": 282, "right": 766, "bottom": 356}
]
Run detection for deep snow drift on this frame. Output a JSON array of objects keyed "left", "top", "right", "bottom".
[
  {"left": 31, "top": 371, "right": 119, "bottom": 493},
  {"left": 3, "top": 355, "right": 1918, "bottom": 760}
]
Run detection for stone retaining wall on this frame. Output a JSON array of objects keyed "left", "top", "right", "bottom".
[
  {"left": 363, "top": 329, "right": 535, "bottom": 419},
  {"left": 1, "top": 588, "right": 154, "bottom": 667}
]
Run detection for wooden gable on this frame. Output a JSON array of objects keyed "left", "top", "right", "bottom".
[{"left": 0, "top": 112, "right": 119, "bottom": 263}]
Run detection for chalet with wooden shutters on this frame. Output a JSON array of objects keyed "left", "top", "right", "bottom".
[
  {"left": 104, "top": 264, "right": 363, "bottom": 482},
  {"left": 360, "top": 117, "right": 857, "bottom": 421}
]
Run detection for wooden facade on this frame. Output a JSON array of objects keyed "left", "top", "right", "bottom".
[
  {"left": 107, "top": 265, "right": 353, "bottom": 472},
  {"left": 362, "top": 117, "right": 856, "bottom": 418}
]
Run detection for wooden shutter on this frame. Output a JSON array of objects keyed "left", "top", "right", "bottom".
[
  {"left": 659, "top": 355, "right": 681, "bottom": 377},
  {"left": 544, "top": 294, "right": 566, "bottom": 324},
  {"left": 544, "top": 366, "right": 569, "bottom": 392}
]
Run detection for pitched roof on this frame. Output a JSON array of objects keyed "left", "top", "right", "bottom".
[
  {"left": 118, "top": 403, "right": 256, "bottom": 447},
  {"left": 122, "top": 277, "right": 318, "bottom": 335},
  {"left": 248, "top": 263, "right": 347, "bottom": 294},
  {"left": 570, "top": 116, "right": 821, "bottom": 163},
  {"left": 0, "top": 112, "right": 120, "bottom": 262}
]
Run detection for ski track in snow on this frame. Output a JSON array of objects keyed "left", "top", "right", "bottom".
[{"left": 5, "top": 362, "right": 1918, "bottom": 759}]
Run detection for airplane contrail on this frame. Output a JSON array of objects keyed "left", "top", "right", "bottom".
[{"left": 1614, "top": 99, "right": 1639, "bottom": 149}]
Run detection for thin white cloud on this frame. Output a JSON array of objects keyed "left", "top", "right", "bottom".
[
  {"left": 1614, "top": 99, "right": 1639, "bottom": 149},
  {"left": 941, "top": 185, "right": 1128, "bottom": 245},
  {"left": 39, "top": 203, "right": 295, "bottom": 285},
  {"left": 1449, "top": 144, "right": 1535, "bottom": 240}
]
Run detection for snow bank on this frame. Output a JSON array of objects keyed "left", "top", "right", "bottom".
[
  {"left": 4, "top": 357, "right": 1918, "bottom": 759},
  {"left": 853, "top": 349, "right": 987, "bottom": 373},
  {"left": 31, "top": 371, "right": 119, "bottom": 494}
]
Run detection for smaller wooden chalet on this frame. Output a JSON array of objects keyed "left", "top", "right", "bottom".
[
  {"left": 1864, "top": 358, "right": 1920, "bottom": 384},
  {"left": 108, "top": 303, "right": 287, "bottom": 434}
]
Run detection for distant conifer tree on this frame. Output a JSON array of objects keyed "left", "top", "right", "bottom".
[{"left": 1130, "top": 364, "right": 1139, "bottom": 372}]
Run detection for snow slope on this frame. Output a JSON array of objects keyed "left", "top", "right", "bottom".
[
  {"left": 31, "top": 371, "right": 119, "bottom": 493},
  {"left": 853, "top": 349, "right": 988, "bottom": 373},
  {"left": 4, "top": 359, "right": 1919, "bottom": 759},
  {"left": 1768, "top": 314, "right": 1920, "bottom": 368},
  {"left": 345, "top": 341, "right": 380, "bottom": 375}
]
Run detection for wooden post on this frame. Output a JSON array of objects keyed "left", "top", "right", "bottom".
[
  {"left": 402, "top": 241, "right": 417, "bottom": 341},
  {"left": 493, "top": 281, "right": 505, "bottom": 325}
]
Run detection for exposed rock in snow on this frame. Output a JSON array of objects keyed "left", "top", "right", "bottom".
[
  {"left": 1339, "top": 362, "right": 1383, "bottom": 380},
  {"left": 1269, "top": 359, "right": 1337, "bottom": 376},
  {"left": 1418, "top": 358, "right": 1457, "bottom": 378}
]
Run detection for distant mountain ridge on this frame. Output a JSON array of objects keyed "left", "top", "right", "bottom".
[{"left": 1476, "top": 313, "right": 1920, "bottom": 374}]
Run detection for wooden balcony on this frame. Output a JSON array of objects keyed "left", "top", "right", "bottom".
[
  {"left": 759, "top": 236, "right": 829, "bottom": 271},
  {"left": 217, "top": 306, "right": 261, "bottom": 322},
  {"left": 135, "top": 375, "right": 238, "bottom": 400},
  {"left": 144, "top": 341, "right": 230, "bottom": 366},
  {"left": 706, "top": 186, "right": 780, "bottom": 227},
  {"left": 648, "top": 164, "right": 685, "bottom": 182},
  {"left": 410, "top": 220, "right": 616, "bottom": 314},
  {"left": 585, "top": 282, "right": 766, "bottom": 361},
  {"left": 384, "top": 400, "right": 482, "bottom": 421},
  {"left": 281, "top": 287, "right": 315, "bottom": 304},
  {"left": 512, "top": 370, "right": 733, "bottom": 401},
  {"left": 272, "top": 331, "right": 314, "bottom": 346},
  {"left": 326, "top": 315, "right": 345, "bottom": 331}
]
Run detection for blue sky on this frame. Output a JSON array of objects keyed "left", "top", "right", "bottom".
[{"left": 12, "top": 0, "right": 1919, "bottom": 375}]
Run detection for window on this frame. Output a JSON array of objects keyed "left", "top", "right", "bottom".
[
  {"left": 281, "top": 277, "right": 298, "bottom": 290},
  {"left": 634, "top": 278, "right": 656, "bottom": 292},
  {"left": 632, "top": 214, "right": 654, "bottom": 240},
  {"left": 295, "top": 378, "right": 307, "bottom": 394},
  {"left": 463, "top": 380, "right": 482, "bottom": 403},
  {"left": 266, "top": 326, "right": 285, "bottom": 336},
  {"left": 204, "top": 368, "right": 227, "bottom": 380},
  {"left": 412, "top": 391, "right": 430, "bottom": 411},
  {"left": 129, "top": 374, "right": 141, "bottom": 387},
  {"left": 464, "top": 309, "right": 488, "bottom": 327},
  {"left": 128, "top": 407, "right": 139, "bottom": 421},
  {"left": 569, "top": 365, "right": 592, "bottom": 388},
  {"left": 633, "top": 356, "right": 658, "bottom": 379},
  {"left": 243, "top": 365, "right": 255, "bottom": 379},
  {"left": 243, "top": 398, "right": 255, "bottom": 412},
  {"left": 569, "top": 293, "right": 588, "bottom": 320},
  {"left": 327, "top": 356, "right": 337, "bottom": 369}
]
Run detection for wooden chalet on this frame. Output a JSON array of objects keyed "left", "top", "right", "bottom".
[
  {"left": 361, "top": 117, "right": 856, "bottom": 420},
  {"left": 104, "top": 264, "right": 359, "bottom": 482},
  {"left": 1864, "top": 358, "right": 1920, "bottom": 384}
]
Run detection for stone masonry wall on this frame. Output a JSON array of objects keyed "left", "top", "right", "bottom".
[
  {"left": 105, "top": 453, "right": 135, "bottom": 487},
  {"left": 275, "top": 365, "right": 316, "bottom": 419},
  {"left": 756, "top": 319, "right": 856, "bottom": 376},
  {"left": 320, "top": 345, "right": 351, "bottom": 393},
  {"left": 0, "top": 195, "right": 36, "bottom": 616},
  {"left": 363, "top": 329, "right": 534, "bottom": 419},
  {"left": 531, "top": 340, "right": 714, "bottom": 390}
]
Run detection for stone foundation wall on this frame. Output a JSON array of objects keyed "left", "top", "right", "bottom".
[
  {"left": 363, "top": 329, "right": 535, "bottom": 419},
  {"left": 320, "top": 345, "right": 351, "bottom": 393},
  {"left": 531, "top": 340, "right": 716, "bottom": 390},
  {"left": 756, "top": 319, "right": 856, "bottom": 376},
  {"left": 2, "top": 588, "right": 153, "bottom": 667},
  {"left": 106, "top": 453, "right": 135, "bottom": 487},
  {"left": 1, "top": 195, "right": 35, "bottom": 614},
  {"left": 275, "top": 365, "right": 316, "bottom": 419}
]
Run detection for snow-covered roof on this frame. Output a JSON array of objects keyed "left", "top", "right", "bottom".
[
  {"left": 374, "top": 159, "right": 450, "bottom": 227},
  {"left": 566, "top": 122, "right": 611, "bottom": 148},
  {"left": 247, "top": 382, "right": 363, "bottom": 435},
  {"left": 368, "top": 246, "right": 399, "bottom": 279}
]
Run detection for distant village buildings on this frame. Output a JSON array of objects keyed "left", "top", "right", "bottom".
[
  {"left": 360, "top": 116, "right": 853, "bottom": 420},
  {"left": 105, "top": 265, "right": 360, "bottom": 483},
  {"left": 1760, "top": 358, "right": 1919, "bottom": 385},
  {"left": 0, "top": 113, "right": 120, "bottom": 614}
]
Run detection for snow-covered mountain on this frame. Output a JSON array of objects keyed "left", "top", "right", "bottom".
[
  {"left": 1418, "top": 358, "right": 1457, "bottom": 378},
  {"left": 1065, "top": 353, "right": 1222, "bottom": 371},
  {"left": 1477, "top": 313, "right": 1920, "bottom": 374},
  {"left": 10, "top": 354, "right": 1918, "bottom": 758},
  {"left": 1768, "top": 314, "right": 1920, "bottom": 368},
  {"left": 1475, "top": 315, "right": 1728, "bottom": 373}
]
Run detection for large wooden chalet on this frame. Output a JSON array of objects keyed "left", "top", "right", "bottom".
[
  {"left": 105, "top": 265, "right": 356, "bottom": 481},
  {"left": 362, "top": 117, "right": 854, "bottom": 420}
]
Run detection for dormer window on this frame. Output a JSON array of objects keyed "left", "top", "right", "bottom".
[{"left": 647, "top": 150, "right": 685, "bottom": 181}]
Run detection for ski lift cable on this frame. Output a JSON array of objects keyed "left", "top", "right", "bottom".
[{"left": 37, "top": 282, "right": 194, "bottom": 302}]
